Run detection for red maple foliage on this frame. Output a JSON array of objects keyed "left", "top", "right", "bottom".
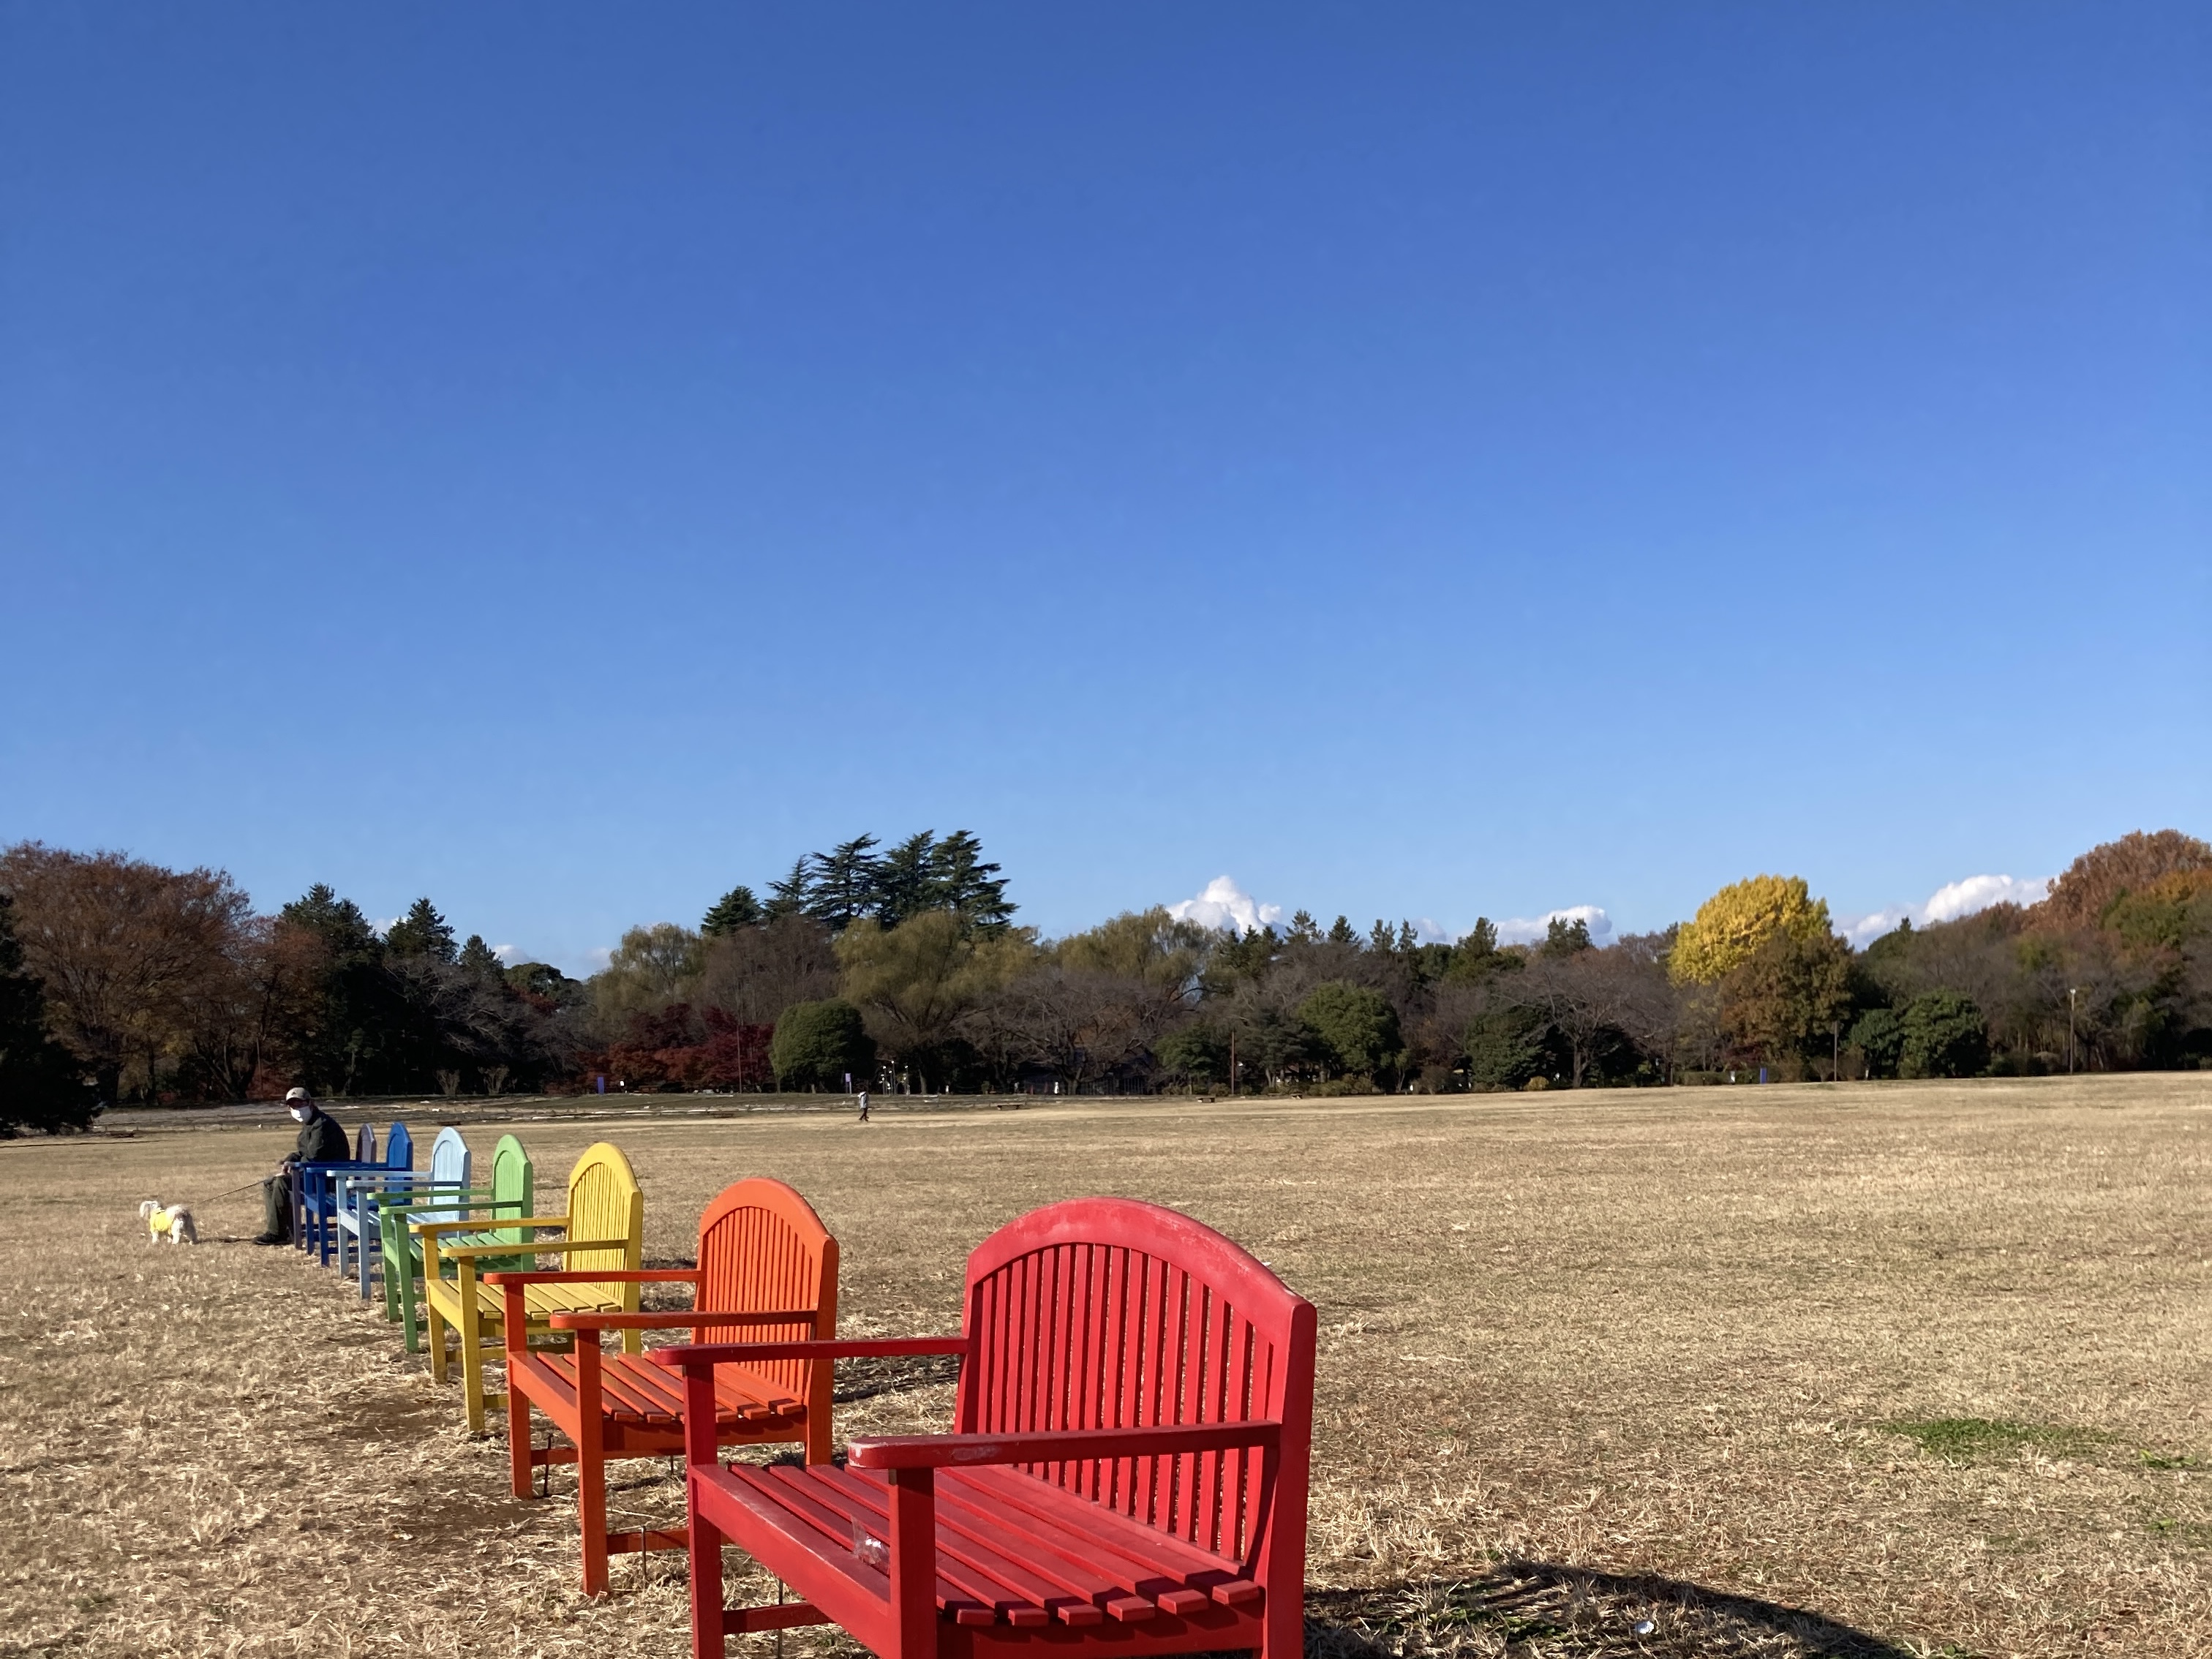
[{"left": 584, "top": 1004, "right": 774, "bottom": 1091}]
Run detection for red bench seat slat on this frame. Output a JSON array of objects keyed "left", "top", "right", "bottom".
[{"left": 714, "top": 1462, "right": 1257, "bottom": 1628}]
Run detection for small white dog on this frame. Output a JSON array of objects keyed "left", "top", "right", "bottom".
[{"left": 138, "top": 1200, "right": 199, "bottom": 1246}]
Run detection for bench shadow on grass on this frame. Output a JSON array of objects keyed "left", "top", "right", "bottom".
[{"left": 1301, "top": 1565, "right": 1917, "bottom": 1658}]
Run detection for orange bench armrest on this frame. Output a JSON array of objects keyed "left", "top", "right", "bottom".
[
  {"left": 647, "top": 1336, "right": 966, "bottom": 1371},
  {"left": 484, "top": 1268, "right": 701, "bottom": 1288},
  {"left": 546, "top": 1307, "right": 819, "bottom": 1332}
]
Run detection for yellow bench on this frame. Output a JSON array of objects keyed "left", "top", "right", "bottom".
[{"left": 415, "top": 1141, "right": 644, "bottom": 1432}]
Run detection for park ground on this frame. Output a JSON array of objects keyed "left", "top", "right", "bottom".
[{"left": 1, "top": 1076, "right": 2208, "bottom": 1659}]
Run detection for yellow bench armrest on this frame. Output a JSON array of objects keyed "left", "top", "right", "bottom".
[
  {"left": 440, "top": 1235, "right": 633, "bottom": 1263},
  {"left": 415, "top": 1214, "right": 570, "bottom": 1238}
]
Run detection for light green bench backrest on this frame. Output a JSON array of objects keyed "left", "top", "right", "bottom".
[{"left": 484, "top": 1135, "right": 533, "bottom": 1245}]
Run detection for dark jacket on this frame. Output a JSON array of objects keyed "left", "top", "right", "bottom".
[{"left": 292, "top": 1109, "right": 350, "bottom": 1166}]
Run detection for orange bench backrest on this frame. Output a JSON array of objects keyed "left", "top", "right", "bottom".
[{"left": 696, "top": 1178, "right": 838, "bottom": 1411}]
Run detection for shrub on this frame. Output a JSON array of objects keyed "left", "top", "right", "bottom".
[
  {"left": 1296, "top": 982, "right": 1401, "bottom": 1082},
  {"left": 1899, "top": 991, "right": 1989, "bottom": 1078},
  {"left": 1849, "top": 1008, "right": 1906, "bottom": 1078},
  {"left": 1154, "top": 1020, "right": 1227, "bottom": 1088},
  {"left": 770, "top": 998, "right": 876, "bottom": 1091},
  {"left": 1464, "top": 1004, "right": 1546, "bottom": 1090}
]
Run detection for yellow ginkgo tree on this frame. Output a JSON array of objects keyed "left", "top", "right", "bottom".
[
  {"left": 1668, "top": 874, "right": 1835, "bottom": 985},
  {"left": 1670, "top": 874, "right": 1851, "bottom": 1077}
]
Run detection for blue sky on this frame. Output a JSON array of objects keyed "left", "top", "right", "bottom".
[{"left": 3, "top": 4, "right": 2206, "bottom": 972}]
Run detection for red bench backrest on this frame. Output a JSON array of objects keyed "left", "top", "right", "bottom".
[
  {"left": 954, "top": 1198, "right": 1315, "bottom": 1574},
  {"left": 698, "top": 1178, "right": 838, "bottom": 1410}
]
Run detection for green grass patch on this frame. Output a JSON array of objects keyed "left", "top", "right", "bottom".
[
  {"left": 1884, "top": 1417, "right": 2100, "bottom": 1464},
  {"left": 2138, "top": 1449, "right": 2203, "bottom": 1471},
  {"left": 2148, "top": 1517, "right": 2212, "bottom": 1548}
]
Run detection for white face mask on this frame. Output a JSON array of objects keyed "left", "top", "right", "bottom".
[{"left": 289, "top": 1106, "right": 309, "bottom": 1122}]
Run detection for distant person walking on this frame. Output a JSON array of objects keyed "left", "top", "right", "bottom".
[
  {"left": 255, "top": 1087, "right": 348, "bottom": 1245},
  {"left": 856, "top": 1090, "right": 870, "bottom": 1124}
]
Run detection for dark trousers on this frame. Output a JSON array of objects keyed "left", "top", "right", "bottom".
[{"left": 262, "top": 1170, "right": 294, "bottom": 1241}]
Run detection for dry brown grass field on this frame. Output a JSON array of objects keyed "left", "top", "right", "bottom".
[{"left": 3, "top": 1076, "right": 2208, "bottom": 1659}]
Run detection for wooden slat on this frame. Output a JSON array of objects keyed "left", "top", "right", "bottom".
[
  {"left": 605, "top": 1527, "right": 687, "bottom": 1555},
  {"left": 810, "top": 1465, "right": 1063, "bottom": 1628},
  {"left": 960, "top": 1467, "right": 1260, "bottom": 1603},
  {"left": 933, "top": 1472, "right": 1189, "bottom": 1620},
  {"left": 748, "top": 1468, "right": 993, "bottom": 1626},
  {"left": 697, "top": 1464, "right": 889, "bottom": 1600},
  {"left": 934, "top": 1510, "right": 1148, "bottom": 1625},
  {"left": 734, "top": 1465, "right": 863, "bottom": 1549},
  {"left": 580, "top": 1355, "right": 680, "bottom": 1424},
  {"left": 725, "top": 1600, "right": 830, "bottom": 1633}
]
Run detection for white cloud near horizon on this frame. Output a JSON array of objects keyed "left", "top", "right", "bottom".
[
  {"left": 1167, "top": 876, "right": 1284, "bottom": 936},
  {"left": 1840, "top": 873, "right": 2052, "bottom": 946},
  {"left": 1494, "top": 905, "right": 1614, "bottom": 947}
]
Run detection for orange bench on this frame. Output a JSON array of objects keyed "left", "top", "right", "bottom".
[{"left": 492, "top": 1178, "right": 837, "bottom": 1595}]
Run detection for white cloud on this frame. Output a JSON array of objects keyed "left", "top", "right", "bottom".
[
  {"left": 491, "top": 943, "right": 520, "bottom": 964},
  {"left": 1923, "top": 873, "right": 2050, "bottom": 922},
  {"left": 1842, "top": 873, "right": 2051, "bottom": 946},
  {"left": 1167, "top": 876, "right": 1284, "bottom": 936},
  {"left": 1494, "top": 905, "right": 1614, "bottom": 947},
  {"left": 1410, "top": 917, "right": 1451, "bottom": 945},
  {"left": 1839, "top": 906, "right": 1916, "bottom": 947},
  {"left": 370, "top": 916, "right": 400, "bottom": 938}
]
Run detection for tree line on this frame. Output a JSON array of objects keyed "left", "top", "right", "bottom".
[{"left": 1, "top": 827, "right": 2206, "bottom": 1132}]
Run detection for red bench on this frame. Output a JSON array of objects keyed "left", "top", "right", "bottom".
[{"left": 650, "top": 1197, "right": 1317, "bottom": 1659}]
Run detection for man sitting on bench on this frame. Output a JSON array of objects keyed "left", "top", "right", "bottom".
[{"left": 255, "top": 1088, "right": 349, "bottom": 1246}]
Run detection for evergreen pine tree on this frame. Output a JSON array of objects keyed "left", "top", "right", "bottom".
[
  {"left": 457, "top": 934, "right": 505, "bottom": 982},
  {"left": 873, "top": 832, "right": 939, "bottom": 928},
  {"left": 701, "top": 884, "right": 764, "bottom": 935},
  {"left": 806, "top": 835, "right": 883, "bottom": 933},
  {"left": 764, "top": 858, "right": 816, "bottom": 919},
  {"left": 386, "top": 897, "right": 457, "bottom": 962},
  {"left": 280, "top": 882, "right": 380, "bottom": 958},
  {"left": 928, "top": 830, "right": 1015, "bottom": 933}
]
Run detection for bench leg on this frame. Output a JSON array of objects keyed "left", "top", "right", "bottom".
[
  {"left": 400, "top": 1251, "right": 424, "bottom": 1352},
  {"left": 508, "top": 1350, "right": 535, "bottom": 1500},
  {"left": 687, "top": 1472, "right": 726, "bottom": 1658},
  {"left": 380, "top": 1219, "right": 399, "bottom": 1320},
  {"left": 459, "top": 1296, "right": 489, "bottom": 1434},
  {"left": 426, "top": 1294, "right": 450, "bottom": 1381},
  {"left": 576, "top": 1337, "right": 609, "bottom": 1595},
  {"left": 888, "top": 1467, "right": 937, "bottom": 1659}
]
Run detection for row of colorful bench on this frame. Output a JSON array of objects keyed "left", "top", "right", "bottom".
[{"left": 286, "top": 1121, "right": 1318, "bottom": 1659}]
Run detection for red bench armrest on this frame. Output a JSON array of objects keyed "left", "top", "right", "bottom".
[{"left": 847, "top": 1419, "right": 1282, "bottom": 1470}]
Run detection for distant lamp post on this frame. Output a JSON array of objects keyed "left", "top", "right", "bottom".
[
  {"left": 2067, "top": 986, "right": 2081, "bottom": 1074},
  {"left": 1832, "top": 1019, "right": 1842, "bottom": 1082}
]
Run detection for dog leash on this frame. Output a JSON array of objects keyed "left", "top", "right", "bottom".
[{"left": 193, "top": 1177, "right": 270, "bottom": 1206}]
